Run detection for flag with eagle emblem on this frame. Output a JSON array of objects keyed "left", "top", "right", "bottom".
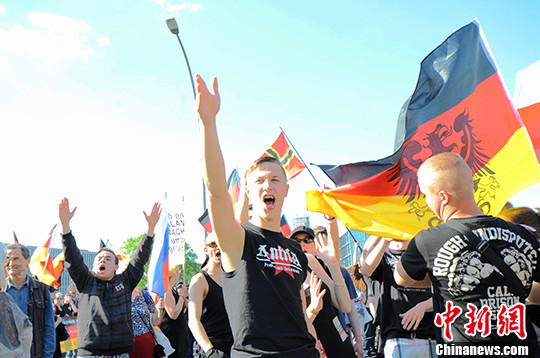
[{"left": 306, "top": 19, "right": 540, "bottom": 240}]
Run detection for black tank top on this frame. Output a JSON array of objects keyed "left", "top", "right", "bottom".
[
  {"left": 223, "top": 222, "right": 318, "bottom": 358},
  {"left": 307, "top": 260, "right": 356, "bottom": 358},
  {"left": 200, "top": 270, "right": 233, "bottom": 340}
]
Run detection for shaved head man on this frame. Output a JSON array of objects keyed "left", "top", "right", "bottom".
[{"left": 394, "top": 152, "right": 540, "bottom": 356}]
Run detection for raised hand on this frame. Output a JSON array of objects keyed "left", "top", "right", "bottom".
[
  {"left": 307, "top": 273, "right": 326, "bottom": 318},
  {"left": 195, "top": 75, "right": 220, "bottom": 126},
  {"left": 59, "top": 197, "right": 77, "bottom": 234},
  {"left": 315, "top": 231, "right": 337, "bottom": 265},
  {"left": 144, "top": 202, "right": 162, "bottom": 237}
]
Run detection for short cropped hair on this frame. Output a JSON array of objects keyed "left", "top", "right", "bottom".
[
  {"left": 245, "top": 156, "right": 287, "bottom": 181},
  {"left": 96, "top": 248, "right": 119, "bottom": 265},
  {"left": 6, "top": 243, "right": 31, "bottom": 259},
  {"left": 417, "top": 152, "right": 473, "bottom": 199},
  {"left": 312, "top": 226, "right": 327, "bottom": 236}
]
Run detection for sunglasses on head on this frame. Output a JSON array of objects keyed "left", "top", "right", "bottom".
[
  {"left": 293, "top": 237, "right": 314, "bottom": 244},
  {"left": 207, "top": 242, "right": 218, "bottom": 248}
]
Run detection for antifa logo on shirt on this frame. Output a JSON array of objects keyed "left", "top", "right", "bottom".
[{"left": 256, "top": 244, "right": 302, "bottom": 278}]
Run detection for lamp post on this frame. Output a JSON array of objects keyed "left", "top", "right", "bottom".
[
  {"left": 165, "top": 17, "right": 197, "bottom": 100},
  {"left": 165, "top": 17, "right": 207, "bottom": 230}
]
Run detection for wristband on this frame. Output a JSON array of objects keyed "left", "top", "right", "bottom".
[
  {"left": 310, "top": 307, "right": 319, "bottom": 315},
  {"left": 179, "top": 294, "right": 186, "bottom": 301},
  {"left": 334, "top": 282, "right": 345, "bottom": 288},
  {"left": 324, "top": 214, "right": 336, "bottom": 221}
]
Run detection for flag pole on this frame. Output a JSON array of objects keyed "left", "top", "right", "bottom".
[
  {"left": 279, "top": 127, "right": 361, "bottom": 245},
  {"left": 279, "top": 127, "right": 320, "bottom": 186}
]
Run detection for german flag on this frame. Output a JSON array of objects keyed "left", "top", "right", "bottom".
[
  {"left": 514, "top": 60, "right": 540, "bottom": 162},
  {"left": 262, "top": 131, "right": 306, "bottom": 180},
  {"left": 198, "top": 209, "right": 213, "bottom": 233},
  {"left": 280, "top": 215, "right": 292, "bottom": 238},
  {"left": 307, "top": 20, "right": 540, "bottom": 240}
]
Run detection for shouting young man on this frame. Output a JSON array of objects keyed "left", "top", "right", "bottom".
[
  {"left": 195, "top": 75, "right": 319, "bottom": 358},
  {"left": 59, "top": 198, "right": 161, "bottom": 358}
]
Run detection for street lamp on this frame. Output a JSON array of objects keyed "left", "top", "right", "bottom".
[
  {"left": 166, "top": 17, "right": 207, "bottom": 228},
  {"left": 165, "top": 17, "right": 196, "bottom": 99}
]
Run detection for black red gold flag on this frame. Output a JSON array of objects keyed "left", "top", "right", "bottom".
[
  {"left": 307, "top": 20, "right": 540, "bottom": 240},
  {"left": 280, "top": 215, "right": 292, "bottom": 238}
]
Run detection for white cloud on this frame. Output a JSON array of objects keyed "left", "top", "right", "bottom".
[
  {"left": 96, "top": 36, "right": 110, "bottom": 47},
  {"left": 166, "top": 3, "right": 201, "bottom": 12},
  {"left": 0, "top": 12, "right": 104, "bottom": 64},
  {"left": 0, "top": 4, "right": 6, "bottom": 15},
  {"left": 150, "top": 0, "right": 201, "bottom": 13},
  {"left": 28, "top": 12, "right": 92, "bottom": 34},
  {"left": 151, "top": 0, "right": 167, "bottom": 6}
]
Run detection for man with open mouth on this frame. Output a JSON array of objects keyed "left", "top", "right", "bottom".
[
  {"left": 188, "top": 233, "right": 233, "bottom": 357},
  {"left": 59, "top": 197, "right": 161, "bottom": 358},
  {"left": 195, "top": 75, "right": 319, "bottom": 358}
]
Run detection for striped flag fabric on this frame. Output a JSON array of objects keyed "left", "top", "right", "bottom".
[
  {"left": 199, "top": 168, "right": 242, "bottom": 233},
  {"left": 29, "top": 224, "right": 62, "bottom": 288},
  {"left": 513, "top": 60, "right": 540, "bottom": 162},
  {"left": 262, "top": 131, "right": 306, "bottom": 180},
  {"left": 227, "top": 168, "right": 241, "bottom": 204},
  {"left": 13, "top": 231, "right": 19, "bottom": 243},
  {"left": 147, "top": 214, "right": 170, "bottom": 298},
  {"left": 280, "top": 215, "right": 292, "bottom": 237},
  {"left": 198, "top": 210, "right": 213, "bottom": 233},
  {"left": 306, "top": 19, "right": 540, "bottom": 240}
]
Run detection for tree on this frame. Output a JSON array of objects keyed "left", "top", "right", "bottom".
[{"left": 121, "top": 235, "right": 200, "bottom": 289}]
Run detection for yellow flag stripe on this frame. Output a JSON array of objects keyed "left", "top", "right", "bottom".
[{"left": 306, "top": 127, "right": 540, "bottom": 240}]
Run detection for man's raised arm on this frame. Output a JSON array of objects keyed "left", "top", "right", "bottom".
[{"left": 195, "top": 75, "right": 244, "bottom": 272}]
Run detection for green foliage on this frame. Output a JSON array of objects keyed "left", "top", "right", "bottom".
[{"left": 121, "top": 235, "right": 200, "bottom": 289}]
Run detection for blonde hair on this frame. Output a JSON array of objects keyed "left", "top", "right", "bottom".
[
  {"left": 417, "top": 152, "right": 473, "bottom": 199},
  {"left": 168, "top": 265, "right": 180, "bottom": 279},
  {"left": 245, "top": 156, "right": 287, "bottom": 181}
]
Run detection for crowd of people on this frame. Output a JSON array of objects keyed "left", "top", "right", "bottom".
[{"left": 1, "top": 73, "right": 539, "bottom": 358}]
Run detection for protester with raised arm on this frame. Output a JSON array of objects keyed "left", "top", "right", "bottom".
[
  {"left": 360, "top": 235, "right": 436, "bottom": 357},
  {"left": 59, "top": 197, "right": 160, "bottom": 358},
  {"left": 195, "top": 74, "right": 318, "bottom": 358},
  {"left": 290, "top": 225, "right": 356, "bottom": 357}
]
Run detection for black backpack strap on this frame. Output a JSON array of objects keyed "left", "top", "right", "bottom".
[{"left": 444, "top": 219, "right": 527, "bottom": 299}]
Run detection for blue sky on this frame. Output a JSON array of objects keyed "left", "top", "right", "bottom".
[{"left": 1, "top": 1, "right": 539, "bottom": 259}]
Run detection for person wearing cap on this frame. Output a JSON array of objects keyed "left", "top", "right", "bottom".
[
  {"left": 188, "top": 233, "right": 233, "bottom": 358},
  {"left": 290, "top": 225, "right": 356, "bottom": 358},
  {"left": 1, "top": 242, "right": 33, "bottom": 358},
  {"left": 312, "top": 220, "right": 365, "bottom": 357},
  {"left": 196, "top": 74, "right": 319, "bottom": 357},
  {"left": 58, "top": 197, "right": 161, "bottom": 358},
  {"left": 5, "top": 242, "right": 56, "bottom": 358}
]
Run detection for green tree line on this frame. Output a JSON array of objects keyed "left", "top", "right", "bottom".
[{"left": 121, "top": 234, "right": 200, "bottom": 290}]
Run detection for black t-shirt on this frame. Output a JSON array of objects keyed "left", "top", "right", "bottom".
[
  {"left": 401, "top": 215, "right": 540, "bottom": 347},
  {"left": 222, "top": 222, "right": 318, "bottom": 358},
  {"left": 369, "top": 248, "right": 435, "bottom": 342}
]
